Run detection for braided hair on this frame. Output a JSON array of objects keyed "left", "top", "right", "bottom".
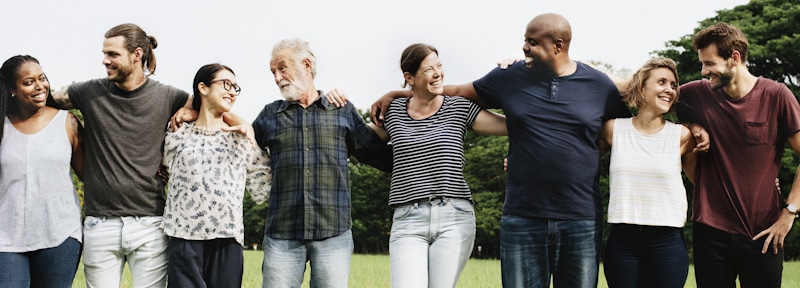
[{"left": 0, "top": 55, "right": 44, "bottom": 143}]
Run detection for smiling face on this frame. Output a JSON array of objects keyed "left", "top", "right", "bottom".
[
  {"left": 698, "top": 43, "right": 734, "bottom": 90},
  {"left": 199, "top": 69, "right": 238, "bottom": 114},
  {"left": 102, "top": 36, "right": 137, "bottom": 83},
  {"left": 522, "top": 24, "right": 555, "bottom": 72},
  {"left": 12, "top": 61, "right": 50, "bottom": 111},
  {"left": 405, "top": 52, "right": 444, "bottom": 97},
  {"left": 640, "top": 67, "right": 678, "bottom": 114}
]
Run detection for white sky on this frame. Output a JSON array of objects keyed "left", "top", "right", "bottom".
[{"left": 1, "top": 0, "right": 749, "bottom": 121}]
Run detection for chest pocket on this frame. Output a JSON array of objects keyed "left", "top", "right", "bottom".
[{"left": 745, "top": 121, "right": 769, "bottom": 146}]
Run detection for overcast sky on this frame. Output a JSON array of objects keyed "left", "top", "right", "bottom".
[{"left": 1, "top": 0, "right": 749, "bottom": 121}]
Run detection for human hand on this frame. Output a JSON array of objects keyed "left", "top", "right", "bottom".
[
  {"left": 326, "top": 88, "right": 348, "bottom": 108},
  {"left": 370, "top": 93, "right": 396, "bottom": 127},
  {"left": 157, "top": 165, "right": 169, "bottom": 185},
  {"left": 753, "top": 211, "right": 795, "bottom": 254},
  {"left": 497, "top": 58, "right": 522, "bottom": 69},
  {"left": 170, "top": 107, "right": 198, "bottom": 132},
  {"left": 222, "top": 124, "right": 257, "bottom": 149},
  {"left": 689, "top": 123, "right": 710, "bottom": 153},
  {"left": 503, "top": 157, "right": 508, "bottom": 173}
]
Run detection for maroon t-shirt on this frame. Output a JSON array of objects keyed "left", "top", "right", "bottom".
[{"left": 677, "top": 78, "right": 800, "bottom": 238}]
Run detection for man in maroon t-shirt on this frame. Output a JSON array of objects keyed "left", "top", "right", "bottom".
[{"left": 675, "top": 22, "right": 800, "bottom": 288}]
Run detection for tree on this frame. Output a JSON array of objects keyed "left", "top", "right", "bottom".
[{"left": 654, "top": 0, "right": 800, "bottom": 260}]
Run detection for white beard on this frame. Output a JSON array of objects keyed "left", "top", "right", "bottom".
[{"left": 280, "top": 77, "right": 309, "bottom": 102}]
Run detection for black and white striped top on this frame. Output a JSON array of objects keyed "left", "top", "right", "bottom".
[{"left": 384, "top": 96, "right": 481, "bottom": 205}]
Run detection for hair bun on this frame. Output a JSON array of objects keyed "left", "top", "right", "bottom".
[{"left": 148, "top": 35, "right": 158, "bottom": 50}]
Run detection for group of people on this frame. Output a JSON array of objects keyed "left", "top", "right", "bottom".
[
  {"left": 0, "top": 12, "right": 797, "bottom": 288},
  {"left": 361, "top": 12, "right": 798, "bottom": 288}
]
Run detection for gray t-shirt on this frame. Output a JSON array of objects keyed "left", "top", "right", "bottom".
[{"left": 69, "top": 78, "right": 189, "bottom": 216}]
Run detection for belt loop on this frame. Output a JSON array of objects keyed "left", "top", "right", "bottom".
[{"left": 413, "top": 202, "right": 419, "bottom": 209}]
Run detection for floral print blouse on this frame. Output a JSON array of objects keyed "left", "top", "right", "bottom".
[{"left": 162, "top": 122, "right": 271, "bottom": 245}]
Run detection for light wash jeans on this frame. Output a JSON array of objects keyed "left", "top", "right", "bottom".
[
  {"left": 500, "top": 216, "right": 601, "bottom": 288},
  {"left": 261, "top": 229, "right": 353, "bottom": 288},
  {"left": 82, "top": 216, "right": 168, "bottom": 288},
  {"left": 389, "top": 197, "right": 476, "bottom": 288}
]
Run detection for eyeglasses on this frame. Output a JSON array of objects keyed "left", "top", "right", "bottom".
[{"left": 209, "top": 79, "right": 241, "bottom": 96}]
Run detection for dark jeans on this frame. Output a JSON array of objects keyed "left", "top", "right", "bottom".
[
  {"left": 692, "top": 222, "right": 783, "bottom": 288},
  {"left": 168, "top": 237, "right": 244, "bottom": 288},
  {"left": 603, "top": 224, "right": 688, "bottom": 288},
  {"left": 500, "top": 216, "right": 601, "bottom": 288},
  {"left": 0, "top": 237, "right": 81, "bottom": 288}
]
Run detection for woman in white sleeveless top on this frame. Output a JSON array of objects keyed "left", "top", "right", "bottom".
[
  {"left": 597, "top": 58, "right": 697, "bottom": 288},
  {"left": 0, "top": 55, "right": 84, "bottom": 288}
]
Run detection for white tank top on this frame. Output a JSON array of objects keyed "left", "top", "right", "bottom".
[
  {"left": 607, "top": 118, "right": 688, "bottom": 228},
  {"left": 0, "top": 110, "right": 82, "bottom": 252}
]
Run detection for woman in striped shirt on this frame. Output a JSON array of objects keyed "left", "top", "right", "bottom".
[{"left": 368, "top": 43, "right": 507, "bottom": 288}]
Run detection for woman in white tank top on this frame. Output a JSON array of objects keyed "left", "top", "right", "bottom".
[
  {"left": 596, "top": 58, "right": 697, "bottom": 288},
  {"left": 0, "top": 55, "right": 84, "bottom": 287}
]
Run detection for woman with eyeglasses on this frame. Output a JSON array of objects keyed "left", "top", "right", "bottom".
[
  {"left": 160, "top": 63, "right": 271, "bottom": 288},
  {"left": 0, "top": 55, "right": 84, "bottom": 288}
]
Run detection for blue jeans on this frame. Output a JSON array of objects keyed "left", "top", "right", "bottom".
[
  {"left": 603, "top": 224, "right": 688, "bottom": 288},
  {"left": 261, "top": 229, "right": 353, "bottom": 288},
  {"left": 500, "top": 216, "right": 601, "bottom": 288},
  {"left": 82, "top": 216, "right": 169, "bottom": 288},
  {"left": 0, "top": 237, "right": 81, "bottom": 288},
  {"left": 693, "top": 222, "right": 783, "bottom": 288},
  {"left": 389, "top": 197, "right": 476, "bottom": 288}
]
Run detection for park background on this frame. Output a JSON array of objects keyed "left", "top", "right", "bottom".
[{"left": 3, "top": 0, "right": 797, "bottom": 286}]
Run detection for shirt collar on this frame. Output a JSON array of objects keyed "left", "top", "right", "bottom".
[{"left": 275, "top": 90, "right": 332, "bottom": 112}]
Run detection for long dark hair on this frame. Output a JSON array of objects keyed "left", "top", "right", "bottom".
[{"left": 0, "top": 55, "right": 48, "bottom": 142}]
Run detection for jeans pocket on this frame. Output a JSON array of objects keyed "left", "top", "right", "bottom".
[
  {"left": 447, "top": 199, "right": 475, "bottom": 215},
  {"left": 83, "top": 216, "right": 102, "bottom": 231},
  {"left": 392, "top": 204, "right": 416, "bottom": 221},
  {"left": 138, "top": 216, "right": 164, "bottom": 228}
]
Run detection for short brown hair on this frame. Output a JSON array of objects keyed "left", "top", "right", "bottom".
[{"left": 692, "top": 22, "right": 749, "bottom": 62}]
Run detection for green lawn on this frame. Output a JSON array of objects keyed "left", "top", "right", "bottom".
[{"left": 73, "top": 251, "right": 800, "bottom": 287}]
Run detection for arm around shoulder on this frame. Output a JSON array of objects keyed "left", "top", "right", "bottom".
[{"left": 49, "top": 88, "right": 75, "bottom": 110}]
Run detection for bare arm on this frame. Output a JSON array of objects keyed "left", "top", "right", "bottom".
[
  {"left": 66, "top": 111, "right": 84, "bottom": 180},
  {"left": 367, "top": 123, "right": 389, "bottom": 142},
  {"left": 597, "top": 119, "right": 615, "bottom": 157},
  {"left": 471, "top": 110, "right": 507, "bottom": 136},
  {"left": 169, "top": 96, "right": 198, "bottom": 131},
  {"left": 50, "top": 88, "right": 75, "bottom": 110},
  {"left": 754, "top": 131, "right": 800, "bottom": 253},
  {"left": 370, "top": 82, "right": 484, "bottom": 126},
  {"left": 221, "top": 112, "right": 256, "bottom": 148},
  {"left": 679, "top": 125, "right": 697, "bottom": 184},
  {"left": 370, "top": 90, "right": 411, "bottom": 127}
]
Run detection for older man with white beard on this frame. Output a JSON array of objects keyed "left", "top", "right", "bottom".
[{"left": 252, "top": 38, "right": 392, "bottom": 288}]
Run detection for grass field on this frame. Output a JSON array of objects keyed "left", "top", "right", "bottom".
[{"left": 72, "top": 251, "right": 800, "bottom": 287}]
